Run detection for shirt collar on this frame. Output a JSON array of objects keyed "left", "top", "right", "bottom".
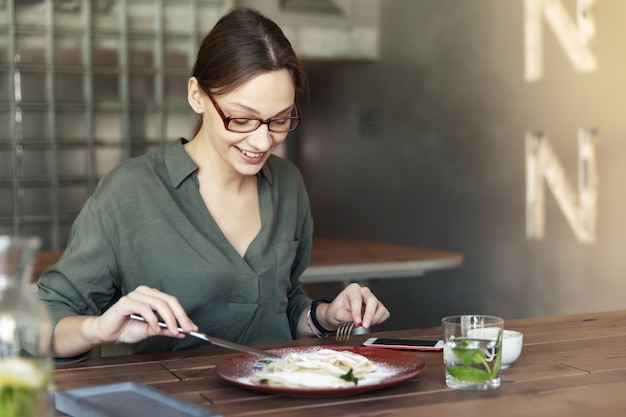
[
  {"left": 259, "top": 156, "right": 274, "bottom": 185},
  {"left": 165, "top": 138, "right": 275, "bottom": 187},
  {"left": 165, "top": 138, "right": 198, "bottom": 188}
]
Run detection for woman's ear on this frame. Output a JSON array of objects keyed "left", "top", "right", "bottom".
[{"left": 188, "top": 77, "right": 204, "bottom": 113}]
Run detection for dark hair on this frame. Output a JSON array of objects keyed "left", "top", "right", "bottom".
[{"left": 191, "top": 7, "right": 307, "bottom": 136}]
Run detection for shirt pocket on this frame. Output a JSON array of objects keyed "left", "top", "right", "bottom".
[{"left": 272, "top": 240, "right": 300, "bottom": 314}]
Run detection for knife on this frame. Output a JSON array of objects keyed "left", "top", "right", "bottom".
[{"left": 129, "top": 314, "right": 280, "bottom": 358}]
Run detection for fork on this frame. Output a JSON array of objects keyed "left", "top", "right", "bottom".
[{"left": 335, "top": 321, "right": 355, "bottom": 341}]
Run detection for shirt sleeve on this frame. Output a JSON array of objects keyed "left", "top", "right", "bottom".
[{"left": 37, "top": 193, "right": 122, "bottom": 331}]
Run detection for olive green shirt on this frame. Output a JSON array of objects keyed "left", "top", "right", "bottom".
[{"left": 37, "top": 139, "right": 314, "bottom": 355}]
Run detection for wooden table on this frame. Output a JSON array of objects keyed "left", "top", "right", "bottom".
[
  {"left": 301, "top": 237, "right": 463, "bottom": 283},
  {"left": 53, "top": 309, "right": 626, "bottom": 416}
]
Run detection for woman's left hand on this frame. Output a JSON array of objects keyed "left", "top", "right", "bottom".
[{"left": 319, "top": 283, "right": 390, "bottom": 331}]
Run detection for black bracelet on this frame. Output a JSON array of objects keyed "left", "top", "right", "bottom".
[{"left": 310, "top": 297, "right": 334, "bottom": 335}]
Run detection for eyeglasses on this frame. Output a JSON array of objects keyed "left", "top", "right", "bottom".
[{"left": 208, "top": 95, "right": 301, "bottom": 133}]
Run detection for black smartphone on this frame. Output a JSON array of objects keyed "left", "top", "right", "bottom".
[{"left": 362, "top": 337, "right": 444, "bottom": 351}]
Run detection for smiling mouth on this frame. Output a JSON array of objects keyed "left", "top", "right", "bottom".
[{"left": 237, "top": 147, "right": 264, "bottom": 158}]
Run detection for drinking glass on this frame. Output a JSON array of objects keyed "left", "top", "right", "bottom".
[{"left": 442, "top": 315, "right": 504, "bottom": 390}]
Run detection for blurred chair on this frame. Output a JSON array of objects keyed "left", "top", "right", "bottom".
[{"left": 33, "top": 250, "right": 64, "bottom": 282}]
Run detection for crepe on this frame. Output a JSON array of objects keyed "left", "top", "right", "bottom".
[{"left": 249, "top": 349, "right": 376, "bottom": 388}]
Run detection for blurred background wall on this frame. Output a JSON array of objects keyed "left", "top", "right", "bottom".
[
  {"left": 294, "top": 0, "right": 626, "bottom": 330},
  {"left": 2, "top": 0, "right": 625, "bottom": 330}
]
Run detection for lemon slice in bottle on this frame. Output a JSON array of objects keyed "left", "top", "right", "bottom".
[
  {"left": 0, "top": 358, "right": 46, "bottom": 389},
  {"left": 0, "top": 358, "right": 48, "bottom": 417}
]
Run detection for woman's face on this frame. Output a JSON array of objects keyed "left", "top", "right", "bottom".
[{"left": 198, "top": 69, "right": 297, "bottom": 177}]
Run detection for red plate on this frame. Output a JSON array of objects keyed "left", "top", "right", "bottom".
[{"left": 215, "top": 345, "right": 427, "bottom": 397}]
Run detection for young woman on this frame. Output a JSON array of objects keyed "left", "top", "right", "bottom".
[{"left": 38, "top": 7, "right": 389, "bottom": 359}]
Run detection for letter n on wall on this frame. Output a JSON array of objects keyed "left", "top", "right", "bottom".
[
  {"left": 525, "top": 0, "right": 597, "bottom": 82},
  {"left": 525, "top": 129, "right": 598, "bottom": 243}
]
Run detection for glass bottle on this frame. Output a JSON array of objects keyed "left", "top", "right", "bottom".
[{"left": 0, "top": 236, "right": 54, "bottom": 417}]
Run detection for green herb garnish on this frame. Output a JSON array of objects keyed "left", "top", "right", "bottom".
[
  {"left": 340, "top": 368, "right": 358, "bottom": 385},
  {"left": 446, "top": 331, "right": 502, "bottom": 383}
]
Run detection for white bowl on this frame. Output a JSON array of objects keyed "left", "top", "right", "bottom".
[{"left": 502, "top": 330, "right": 523, "bottom": 369}]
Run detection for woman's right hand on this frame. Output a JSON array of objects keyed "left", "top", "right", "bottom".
[
  {"left": 53, "top": 285, "right": 198, "bottom": 358},
  {"left": 91, "top": 285, "right": 198, "bottom": 344}
]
